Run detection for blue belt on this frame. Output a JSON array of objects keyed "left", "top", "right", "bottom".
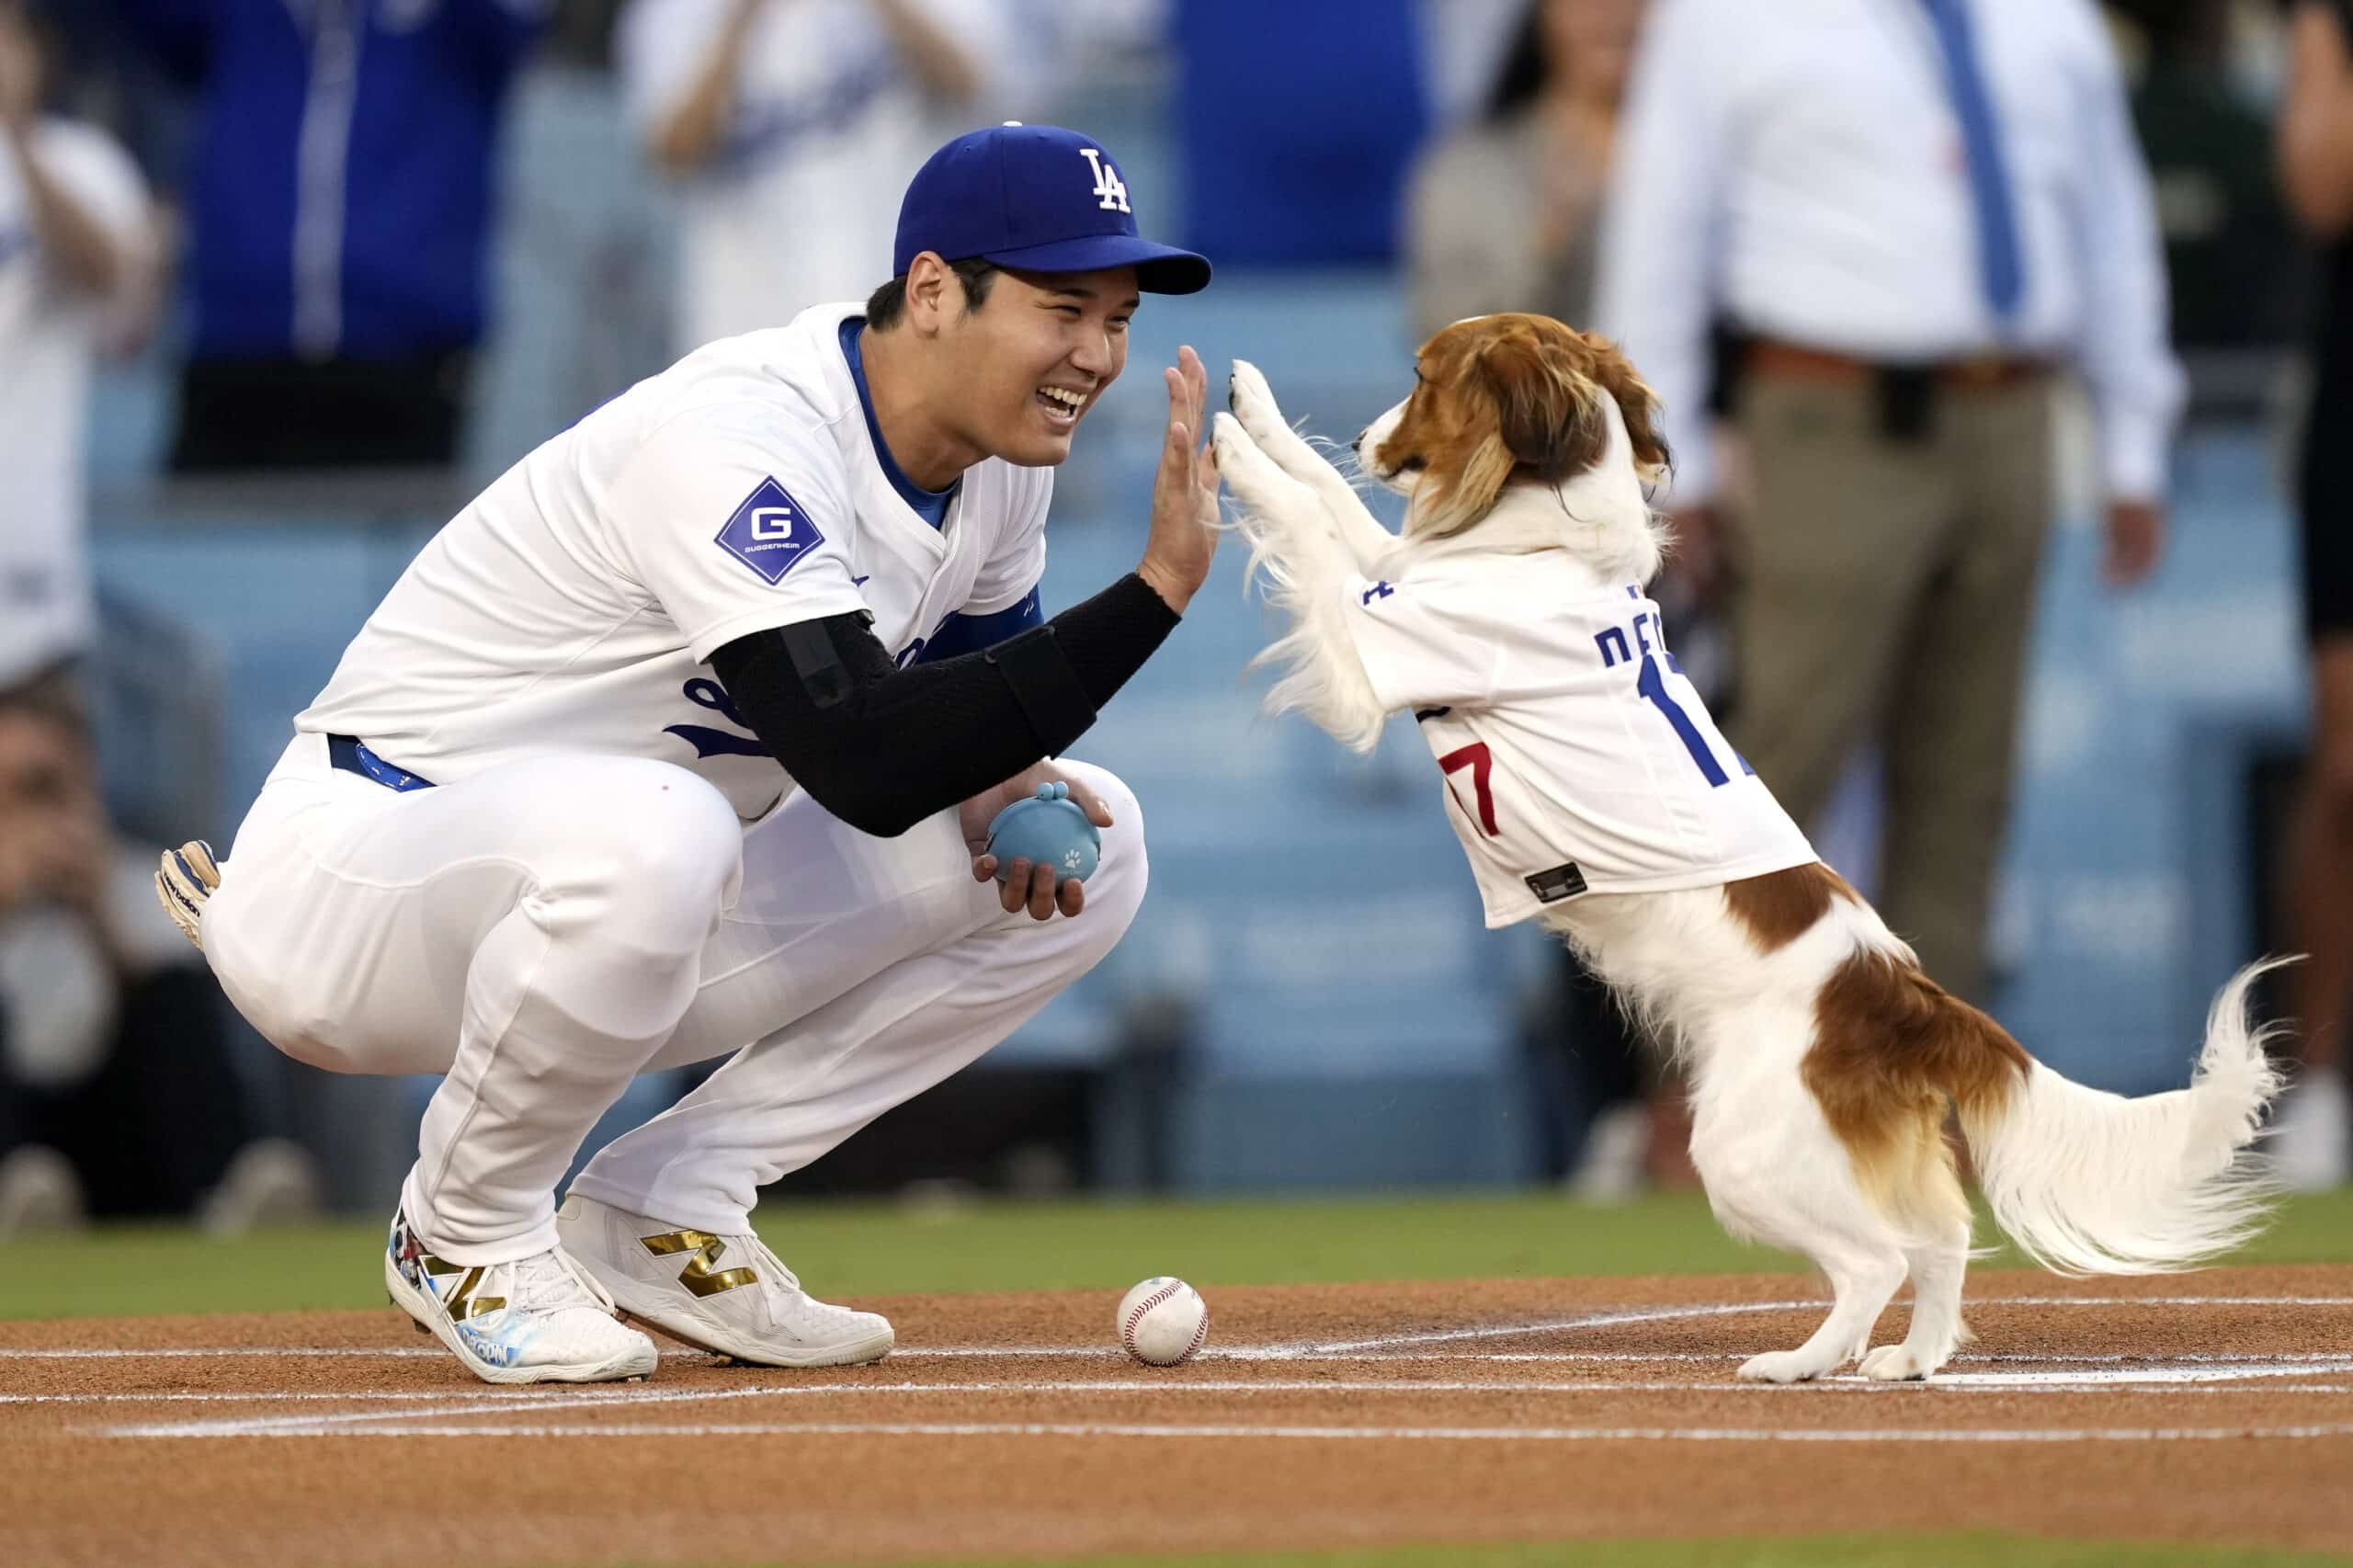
[{"left": 326, "top": 733, "right": 437, "bottom": 792}]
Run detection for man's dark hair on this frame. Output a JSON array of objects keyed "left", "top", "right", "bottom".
[{"left": 865, "top": 257, "right": 1000, "bottom": 330}]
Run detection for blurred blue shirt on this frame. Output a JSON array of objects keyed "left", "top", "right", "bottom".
[{"left": 111, "top": 0, "right": 547, "bottom": 360}]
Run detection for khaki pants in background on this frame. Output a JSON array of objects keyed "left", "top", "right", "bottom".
[{"left": 1726, "top": 371, "right": 2057, "bottom": 1004}]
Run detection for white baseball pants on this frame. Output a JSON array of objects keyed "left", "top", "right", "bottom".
[{"left": 201, "top": 733, "right": 1145, "bottom": 1264}]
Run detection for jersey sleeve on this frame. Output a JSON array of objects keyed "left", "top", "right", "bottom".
[
  {"left": 961, "top": 468, "right": 1050, "bottom": 616},
  {"left": 608, "top": 410, "right": 872, "bottom": 663},
  {"left": 1336, "top": 571, "right": 1510, "bottom": 714}
]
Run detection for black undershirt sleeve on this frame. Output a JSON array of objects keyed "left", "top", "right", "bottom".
[{"left": 709, "top": 573, "right": 1181, "bottom": 838}]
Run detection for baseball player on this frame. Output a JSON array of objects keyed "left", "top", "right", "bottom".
[{"left": 154, "top": 123, "right": 1219, "bottom": 1385}]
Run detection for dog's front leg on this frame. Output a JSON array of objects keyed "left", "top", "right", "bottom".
[
  {"left": 1212, "top": 413, "right": 1390, "bottom": 751},
  {"left": 1227, "top": 360, "right": 1396, "bottom": 573}
]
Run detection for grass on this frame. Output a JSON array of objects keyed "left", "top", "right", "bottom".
[
  {"left": 4, "top": 1186, "right": 2349, "bottom": 1323},
  {"left": 837, "top": 1540, "right": 2353, "bottom": 1568}
]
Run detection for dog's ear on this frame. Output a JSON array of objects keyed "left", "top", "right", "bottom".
[
  {"left": 1478, "top": 327, "right": 1671, "bottom": 489},
  {"left": 1580, "top": 335, "right": 1672, "bottom": 486},
  {"left": 1479, "top": 328, "right": 1612, "bottom": 485}
]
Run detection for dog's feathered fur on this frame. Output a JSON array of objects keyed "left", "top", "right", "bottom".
[{"left": 1211, "top": 313, "right": 2285, "bottom": 1381}]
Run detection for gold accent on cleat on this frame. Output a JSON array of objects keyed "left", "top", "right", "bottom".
[
  {"left": 154, "top": 840, "right": 222, "bottom": 950},
  {"left": 637, "top": 1229, "right": 758, "bottom": 1296},
  {"left": 415, "top": 1255, "right": 506, "bottom": 1319},
  {"left": 445, "top": 1264, "right": 506, "bottom": 1320}
]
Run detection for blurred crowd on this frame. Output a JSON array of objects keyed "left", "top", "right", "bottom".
[{"left": 4, "top": 0, "right": 2350, "bottom": 1232}]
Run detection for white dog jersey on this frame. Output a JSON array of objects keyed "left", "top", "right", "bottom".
[
  {"left": 1339, "top": 552, "right": 1816, "bottom": 926},
  {"left": 298, "top": 302, "right": 1050, "bottom": 818}
]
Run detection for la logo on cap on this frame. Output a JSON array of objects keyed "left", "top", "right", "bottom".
[
  {"left": 998, "top": 119, "right": 1128, "bottom": 213},
  {"left": 1078, "top": 149, "right": 1131, "bottom": 214}
]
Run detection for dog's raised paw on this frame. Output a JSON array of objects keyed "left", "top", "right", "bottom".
[
  {"left": 1229, "top": 360, "right": 1279, "bottom": 426},
  {"left": 1209, "top": 415, "right": 1274, "bottom": 501}
]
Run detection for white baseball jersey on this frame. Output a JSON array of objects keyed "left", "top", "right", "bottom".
[
  {"left": 0, "top": 119, "right": 151, "bottom": 684},
  {"left": 1339, "top": 551, "right": 1816, "bottom": 927},
  {"left": 298, "top": 301, "right": 1051, "bottom": 818}
]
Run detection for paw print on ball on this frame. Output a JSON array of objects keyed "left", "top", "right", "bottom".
[{"left": 986, "top": 781, "right": 1102, "bottom": 886}]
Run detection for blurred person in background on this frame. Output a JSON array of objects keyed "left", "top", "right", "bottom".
[
  {"left": 1597, "top": 0, "right": 2181, "bottom": 1008},
  {"left": 0, "top": 0, "right": 155, "bottom": 686},
  {"left": 0, "top": 673, "right": 318, "bottom": 1237},
  {"left": 110, "top": 0, "right": 549, "bottom": 471},
  {"left": 2122, "top": 0, "right": 2301, "bottom": 356},
  {"left": 2272, "top": 0, "right": 2353, "bottom": 1187},
  {"left": 620, "top": 0, "right": 1052, "bottom": 351},
  {"left": 1404, "top": 0, "right": 1640, "bottom": 341}
]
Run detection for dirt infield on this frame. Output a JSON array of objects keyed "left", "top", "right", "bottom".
[{"left": 6, "top": 1266, "right": 2352, "bottom": 1567}]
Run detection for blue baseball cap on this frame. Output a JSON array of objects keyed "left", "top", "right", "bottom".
[{"left": 893, "top": 123, "right": 1211, "bottom": 295}]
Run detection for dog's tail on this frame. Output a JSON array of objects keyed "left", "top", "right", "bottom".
[
  {"left": 1812, "top": 953, "right": 2286, "bottom": 1273},
  {"left": 1963, "top": 959, "right": 2285, "bottom": 1273}
]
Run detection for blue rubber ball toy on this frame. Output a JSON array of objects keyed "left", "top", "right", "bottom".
[{"left": 986, "top": 781, "right": 1101, "bottom": 884}]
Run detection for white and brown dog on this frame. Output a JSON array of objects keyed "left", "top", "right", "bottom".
[{"left": 1211, "top": 312, "right": 2282, "bottom": 1382}]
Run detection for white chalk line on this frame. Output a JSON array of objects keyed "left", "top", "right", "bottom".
[
  {"left": 75, "top": 1364, "right": 2353, "bottom": 1439},
  {"left": 99, "top": 1381, "right": 853, "bottom": 1437},
  {"left": 100, "top": 1417, "right": 2353, "bottom": 1444},
  {"left": 20, "top": 1359, "right": 2353, "bottom": 1411},
  {"left": 12, "top": 1345, "right": 2347, "bottom": 1366},
  {"left": 1285, "top": 1296, "right": 2353, "bottom": 1356},
  {"left": 1300, "top": 1301, "right": 1817, "bottom": 1354},
  {"left": 14, "top": 1290, "right": 2347, "bottom": 1366}
]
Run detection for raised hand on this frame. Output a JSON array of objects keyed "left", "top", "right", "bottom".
[{"left": 1137, "top": 346, "right": 1219, "bottom": 613}]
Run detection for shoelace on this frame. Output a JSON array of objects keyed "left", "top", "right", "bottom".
[
  {"left": 740, "top": 1234, "right": 803, "bottom": 1295},
  {"left": 507, "top": 1247, "right": 623, "bottom": 1316}
]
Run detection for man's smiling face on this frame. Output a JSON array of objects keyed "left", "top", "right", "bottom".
[{"left": 938, "top": 266, "right": 1138, "bottom": 468}]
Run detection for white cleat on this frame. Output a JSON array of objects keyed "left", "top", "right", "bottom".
[
  {"left": 383, "top": 1206, "right": 658, "bottom": 1385},
  {"left": 557, "top": 1193, "right": 894, "bottom": 1368}
]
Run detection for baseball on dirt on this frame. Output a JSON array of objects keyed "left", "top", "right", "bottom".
[{"left": 1116, "top": 1276, "right": 1209, "bottom": 1366}]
